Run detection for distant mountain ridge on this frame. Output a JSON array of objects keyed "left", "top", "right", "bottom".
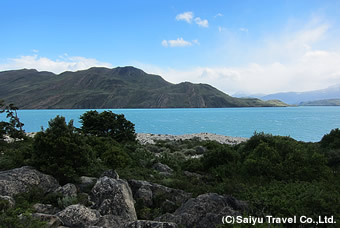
[
  {"left": 0, "top": 67, "right": 287, "bottom": 109},
  {"left": 260, "top": 85, "right": 340, "bottom": 105}
]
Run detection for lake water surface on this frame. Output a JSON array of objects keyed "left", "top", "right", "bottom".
[{"left": 2, "top": 106, "right": 340, "bottom": 142}]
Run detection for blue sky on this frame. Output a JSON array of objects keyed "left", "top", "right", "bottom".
[{"left": 1, "top": 0, "right": 340, "bottom": 94}]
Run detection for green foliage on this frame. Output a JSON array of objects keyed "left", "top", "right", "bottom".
[
  {"left": 0, "top": 100, "right": 25, "bottom": 142},
  {"left": 80, "top": 110, "right": 136, "bottom": 142},
  {"left": 320, "top": 128, "right": 340, "bottom": 149},
  {"left": 0, "top": 139, "right": 34, "bottom": 171},
  {"left": 32, "top": 116, "right": 95, "bottom": 184}
]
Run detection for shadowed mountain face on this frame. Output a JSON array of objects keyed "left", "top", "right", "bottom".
[{"left": 0, "top": 67, "right": 287, "bottom": 109}]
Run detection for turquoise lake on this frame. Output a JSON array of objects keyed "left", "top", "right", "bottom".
[{"left": 2, "top": 106, "right": 340, "bottom": 142}]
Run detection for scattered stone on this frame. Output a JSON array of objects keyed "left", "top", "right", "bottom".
[
  {"left": 0, "top": 195, "right": 15, "bottom": 209},
  {"left": 128, "top": 180, "right": 192, "bottom": 212},
  {"left": 54, "top": 183, "right": 77, "bottom": 198},
  {"left": 135, "top": 185, "right": 153, "bottom": 207},
  {"left": 195, "top": 146, "right": 207, "bottom": 154},
  {"left": 0, "top": 166, "right": 60, "bottom": 197},
  {"left": 100, "top": 170, "right": 119, "bottom": 179},
  {"left": 96, "top": 214, "right": 128, "bottom": 228},
  {"left": 152, "top": 162, "right": 173, "bottom": 176},
  {"left": 183, "top": 171, "right": 202, "bottom": 178},
  {"left": 57, "top": 204, "right": 101, "bottom": 227},
  {"left": 32, "top": 213, "right": 63, "bottom": 228},
  {"left": 156, "top": 193, "right": 247, "bottom": 228},
  {"left": 137, "top": 133, "right": 248, "bottom": 145},
  {"left": 125, "top": 220, "right": 177, "bottom": 228},
  {"left": 33, "top": 203, "right": 60, "bottom": 214},
  {"left": 78, "top": 176, "right": 98, "bottom": 192},
  {"left": 91, "top": 176, "right": 137, "bottom": 221}
]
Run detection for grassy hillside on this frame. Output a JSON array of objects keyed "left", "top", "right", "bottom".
[{"left": 0, "top": 67, "right": 288, "bottom": 109}]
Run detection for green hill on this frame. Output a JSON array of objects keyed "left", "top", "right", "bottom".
[{"left": 0, "top": 67, "right": 288, "bottom": 109}]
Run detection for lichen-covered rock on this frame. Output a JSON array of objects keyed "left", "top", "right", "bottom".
[
  {"left": 135, "top": 185, "right": 153, "bottom": 207},
  {"left": 91, "top": 176, "right": 137, "bottom": 221},
  {"left": 54, "top": 183, "right": 77, "bottom": 198},
  {"left": 32, "top": 213, "right": 63, "bottom": 228},
  {"left": 0, "top": 166, "right": 60, "bottom": 197},
  {"left": 78, "top": 176, "right": 98, "bottom": 192},
  {"left": 100, "top": 170, "right": 119, "bottom": 179},
  {"left": 125, "top": 220, "right": 177, "bottom": 228},
  {"left": 0, "top": 195, "right": 15, "bottom": 209},
  {"left": 33, "top": 203, "right": 60, "bottom": 214},
  {"left": 96, "top": 214, "right": 128, "bottom": 228},
  {"left": 156, "top": 193, "right": 247, "bottom": 228},
  {"left": 152, "top": 163, "right": 173, "bottom": 176},
  {"left": 57, "top": 204, "right": 101, "bottom": 227},
  {"left": 128, "top": 180, "right": 192, "bottom": 211}
]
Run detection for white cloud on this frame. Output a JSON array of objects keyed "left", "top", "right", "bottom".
[
  {"left": 0, "top": 54, "right": 112, "bottom": 74},
  {"left": 175, "top": 12, "right": 193, "bottom": 23},
  {"left": 215, "top": 13, "right": 223, "bottom": 18},
  {"left": 176, "top": 11, "right": 209, "bottom": 28},
  {"left": 161, "top": 38, "right": 193, "bottom": 47},
  {"left": 143, "top": 21, "right": 340, "bottom": 95},
  {"left": 194, "top": 17, "right": 209, "bottom": 28}
]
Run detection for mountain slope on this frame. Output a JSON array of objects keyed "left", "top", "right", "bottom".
[
  {"left": 261, "top": 85, "right": 340, "bottom": 105},
  {"left": 299, "top": 98, "right": 340, "bottom": 106},
  {"left": 0, "top": 67, "right": 287, "bottom": 109}
]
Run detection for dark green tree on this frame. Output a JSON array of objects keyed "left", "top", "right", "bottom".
[
  {"left": 0, "top": 100, "right": 25, "bottom": 141},
  {"left": 32, "top": 116, "right": 94, "bottom": 184},
  {"left": 80, "top": 110, "right": 136, "bottom": 142}
]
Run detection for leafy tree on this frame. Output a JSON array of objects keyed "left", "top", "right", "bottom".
[
  {"left": 32, "top": 116, "right": 94, "bottom": 184},
  {"left": 0, "top": 100, "right": 25, "bottom": 141},
  {"left": 80, "top": 110, "right": 136, "bottom": 142}
]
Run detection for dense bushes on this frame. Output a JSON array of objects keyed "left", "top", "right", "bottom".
[
  {"left": 0, "top": 109, "right": 339, "bottom": 224},
  {"left": 32, "top": 116, "right": 95, "bottom": 184},
  {"left": 80, "top": 110, "right": 136, "bottom": 142}
]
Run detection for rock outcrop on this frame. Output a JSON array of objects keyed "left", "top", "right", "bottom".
[
  {"left": 0, "top": 166, "right": 59, "bottom": 197},
  {"left": 54, "top": 183, "right": 77, "bottom": 198},
  {"left": 91, "top": 176, "right": 137, "bottom": 221},
  {"left": 125, "top": 220, "right": 177, "bottom": 228},
  {"left": 128, "top": 179, "right": 192, "bottom": 212},
  {"left": 156, "top": 193, "right": 247, "bottom": 228},
  {"left": 57, "top": 204, "right": 101, "bottom": 227}
]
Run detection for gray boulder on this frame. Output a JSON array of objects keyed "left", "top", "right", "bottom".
[
  {"left": 54, "top": 183, "right": 77, "bottom": 198},
  {"left": 32, "top": 213, "right": 63, "bottom": 228},
  {"left": 152, "top": 163, "right": 173, "bottom": 176},
  {"left": 125, "top": 220, "right": 177, "bottom": 228},
  {"left": 91, "top": 176, "right": 137, "bottom": 221},
  {"left": 57, "top": 204, "right": 101, "bottom": 227},
  {"left": 78, "top": 176, "right": 98, "bottom": 192},
  {"left": 96, "top": 214, "right": 128, "bottom": 228},
  {"left": 156, "top": 193, "right": 247, "bottom": 228},
  {"left": 100, "top": 169, "right": 119, "bottom": 179},
  {"left": 128, "top": 180, "right": 192, "bottom": 212},
  {"left": 33, "top": 203, "right": 60, "bottom": 214},
  {"left": 0, "top": 166, "right": 60, "bottom": 197}
]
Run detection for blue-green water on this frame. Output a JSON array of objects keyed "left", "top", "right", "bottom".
[{"left": 1, "top": 107, "right": 340, "bottom": 142}]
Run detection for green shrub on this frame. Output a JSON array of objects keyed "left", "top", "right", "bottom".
[
  {"left": 80, "top": 110, "right": 136, "bottom": 142},
  {"left": 32, "top": 116, "right": 95, "bottom": 184}
]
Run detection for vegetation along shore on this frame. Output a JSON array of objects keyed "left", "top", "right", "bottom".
[{"left": 0, "top": 101, "right": 339, "bottom": 227}]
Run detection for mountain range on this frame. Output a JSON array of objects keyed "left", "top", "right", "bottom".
[
  {"left": 260, "top": 85, "right": 340, "bottom": 105},
  {"left": 0, "top": 67, "right": 287, "bottom": 109}
]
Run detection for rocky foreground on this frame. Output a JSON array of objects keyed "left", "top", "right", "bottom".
[{"left": 0, "top": 166, "right": 247, "bottom": 228}]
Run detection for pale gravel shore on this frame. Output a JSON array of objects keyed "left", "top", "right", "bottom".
[
  {"left": 3, "top": 132, "right": 247, "bottom": 145},
  {"left": 136, "top": 133, "right": 248, "bottom": 145}
]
